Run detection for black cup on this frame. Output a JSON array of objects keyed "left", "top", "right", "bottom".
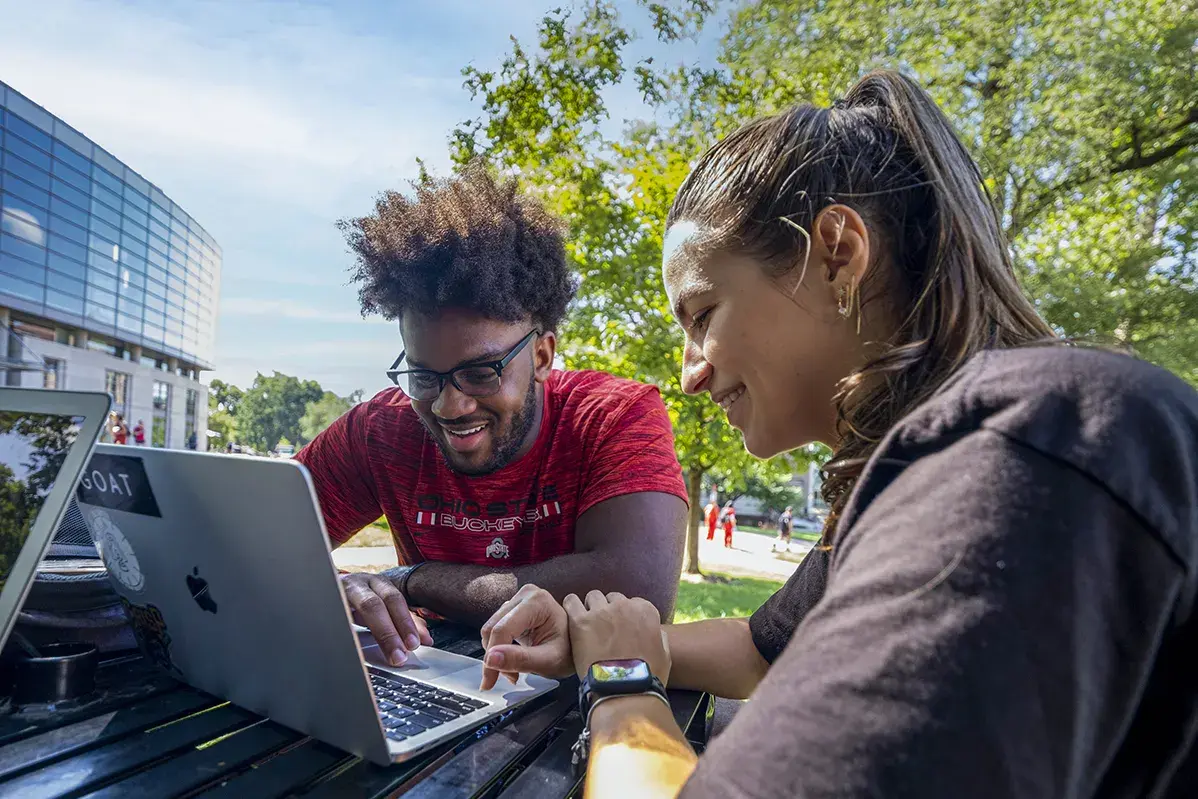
[{"left": 13, "top": 643, "right": 99, "bottom": 704}]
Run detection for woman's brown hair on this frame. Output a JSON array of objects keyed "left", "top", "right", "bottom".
[{"left": 666, "top": 70, "right": 1055, "bottom": 542}]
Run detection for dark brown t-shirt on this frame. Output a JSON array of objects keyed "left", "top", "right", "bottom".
[{"left": 685, "top": 346, "right": 1198, "bottom": 798}]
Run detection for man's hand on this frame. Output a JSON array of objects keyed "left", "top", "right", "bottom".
[
  {"left": 340, "top": 571, "right": 433, "bottom": 666},
  {"left": 564, "top": 590, "right": 671, "bottom": 684},
  {"left": 479, "top": 584, "right": 574, "bottom": 690}
]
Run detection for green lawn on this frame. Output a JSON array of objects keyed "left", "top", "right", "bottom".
[
  {"left": 736, "top": 524, "right": 822, "bottom": 543},
  {"left": 674, "top": 572, "right": 783, "bottom": 623}
]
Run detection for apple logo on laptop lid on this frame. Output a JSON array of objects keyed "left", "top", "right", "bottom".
[{"left": 186, "top": 567, "right": 218, "bottom": 614}]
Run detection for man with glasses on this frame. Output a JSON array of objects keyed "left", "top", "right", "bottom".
[{"left": 296, "top": 164, "right": 689, "bottom": 667}]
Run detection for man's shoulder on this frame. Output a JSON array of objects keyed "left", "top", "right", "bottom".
[
  {"left": 549, "top": 369, "right": 665, "bottom": 419},
  {"left": 550, "top": 368, "right": 659, "bottom": 396},
  {"left": 345, "top": 387, "right": 425, "bottom": 441}
]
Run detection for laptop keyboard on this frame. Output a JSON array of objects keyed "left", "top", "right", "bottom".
[{"left": 367, "top": 666, "right": 490, "bottom": 742}]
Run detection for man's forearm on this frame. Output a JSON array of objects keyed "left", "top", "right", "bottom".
[
  {"left": 402, "top": 552, "right": 678, "bottom": 627},
  {"left": 665, "top": 618, "right": 770, "bottom": 699}
]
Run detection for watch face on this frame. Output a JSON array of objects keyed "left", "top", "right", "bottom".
[{"left": 590, "top": 659, "right": 651, "bottom": 683}]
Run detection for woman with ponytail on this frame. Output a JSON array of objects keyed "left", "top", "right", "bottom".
[{"left": 480, "top": 71, "right": 1198, "bottom": 797}]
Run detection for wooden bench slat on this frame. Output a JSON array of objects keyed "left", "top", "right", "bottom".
[
  {"left": 289, "top": 741, "right": 456, "bottom": 799},
  {"left": 0, "top": 657, "right": 178, "bottom": 748},
  {"left": 81, "top": 720, "right": 300, "bottom": 799},
  {"left": 494, "top": 712, "right": 583, "bottom": 799},
  {"left": 191, "top": 736, "right": 352, "bottom": 798},
  {"left": 297, "top": 694, "right": 567, "bottom": 799},
  {"left": 495, "top": 689, "right": 707, "bottom": 799},
  {"left": 0, "top": 703, "right": 259, "bottom": 799},
  {"left": 401, "top": 696, "right": 573, "bottom": 799},
  {"left": 0, "top": 689, "right": 216, "bottom": 782}
]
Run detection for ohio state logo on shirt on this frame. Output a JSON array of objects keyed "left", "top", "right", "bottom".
[{"left": 485, "top": 537, "right": 511, "bottom": 559}]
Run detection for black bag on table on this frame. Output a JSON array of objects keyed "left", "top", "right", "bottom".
[{"left": 14, "top": 499, "right": 135, "bottom": 654}]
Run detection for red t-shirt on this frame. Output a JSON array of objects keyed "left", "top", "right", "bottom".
[{"left": 296, "top": 370, "right": 688, "bottom": 567}]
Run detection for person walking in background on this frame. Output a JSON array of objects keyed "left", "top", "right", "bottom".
[
  {"left": 776, "top": 505, "right": 793, "bottom": 552},
  {"left": 133, "top": 419, "right": 146, "bottom": 446},
  {"left": 704, "top": 500, "right": 719, "bottom": 541},
  {"left": 719, "top": 501, "right": 736, "bottom": 548},
  {"left": 187, "top": 430, "right": 197, "bottom": 450},
  {"left": 111, "top": 413, "right": 129, "bottom": 445}
]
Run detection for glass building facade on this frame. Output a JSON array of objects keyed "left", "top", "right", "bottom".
[
  {"left": 0, "top": 80, "right": 219, "bottom": 370},
  {"left": 1, "top": 80, "right": 219, "bottom": 450}
]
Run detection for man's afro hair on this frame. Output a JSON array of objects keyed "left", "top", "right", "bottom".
[{"left": 340, "top": 162, "right": 578, "bottom": 331}]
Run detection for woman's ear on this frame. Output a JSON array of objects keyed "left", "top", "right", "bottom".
[{"left": 813, "top": 204, "right": 871, "bottom": 298}]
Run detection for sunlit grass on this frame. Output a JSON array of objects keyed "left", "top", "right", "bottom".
[{"left": 673, "top": 572, "right": 783, "bottom": 623}]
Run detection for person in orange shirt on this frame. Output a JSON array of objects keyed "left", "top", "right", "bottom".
[
  {"left": 720, "top": 502, "right": 736, "bottom": 548},
  {"left": 704, "top": 501, "right": 718, "bottom": 541}
]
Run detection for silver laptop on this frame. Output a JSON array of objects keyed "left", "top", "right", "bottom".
[
  {"left": 75, "top": 444, "right": 557, "bottom": 765},
  {"left": 0, "top": 388, "right": 110, "bottom": 652}
]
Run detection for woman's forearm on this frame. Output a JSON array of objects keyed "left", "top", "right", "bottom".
[
  {"left": 665, "top": 618, "right": 770, "bottom": 699},
  {"left": 585, "top": 695, "right": 697, "bottom": 799}
]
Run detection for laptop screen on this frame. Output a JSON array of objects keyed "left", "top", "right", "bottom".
[{"left": 0, "top": 411, "right": 84, "bottom": 592}]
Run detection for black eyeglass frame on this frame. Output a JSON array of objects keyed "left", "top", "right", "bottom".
[{"left": 386, "top": 329, "right": 540, "bottom": 400}]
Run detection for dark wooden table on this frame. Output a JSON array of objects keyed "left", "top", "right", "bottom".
[{"left": 0, "top": 624, "right": 710, "bottom": 798}]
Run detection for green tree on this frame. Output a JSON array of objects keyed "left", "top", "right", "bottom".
[
  {"left": 235, "top": 372, "right": 323, "bottom": 453},
  {"left": 714, "top": 472, "right": 804, "bottom": 517},
  {"left": 207, "top": 378, "right": 243, "bottom": 416},
  {"left": 300, "top": 391, "right": 355, "bottom": 443},
  {"left": 449, "top": 0, "right": 1196, "bottom": 571},
  {"left": 207, "top": 378, "right": 243, "bottom": 450},
  {"left": 207, "top": 408, "right": 237, "bottom": 450}
]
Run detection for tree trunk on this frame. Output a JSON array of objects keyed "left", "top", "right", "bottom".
[{"left": 683, "top": 468, "right": 704, "bottom": 575}]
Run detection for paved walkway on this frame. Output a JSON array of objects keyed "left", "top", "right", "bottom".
[{"left": 331, "top": 527, "right": 811, "bottom": 583}]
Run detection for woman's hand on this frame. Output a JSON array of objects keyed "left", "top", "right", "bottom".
[
  {"left": 564, "top": 591, "right": 671, "bottom": 684},
  {"left": 480, "top": 584, "right": 574, "bottom": 690}
]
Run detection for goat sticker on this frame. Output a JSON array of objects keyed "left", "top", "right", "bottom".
[{"left": 76, "top": 453, "right": 162, "bottom": 517}]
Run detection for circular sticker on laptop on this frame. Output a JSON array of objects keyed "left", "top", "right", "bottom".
[{"left": 89, "top": 509, "right": 145, "bottom": 592}]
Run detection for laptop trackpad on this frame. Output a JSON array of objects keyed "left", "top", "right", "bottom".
[{"left": 360, "top": 642, "right": 480, "bottom": 679}]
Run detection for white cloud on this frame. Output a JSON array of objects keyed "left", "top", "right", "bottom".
[{"left": 0, "top": 1, "right": 457, "bottom": 219}]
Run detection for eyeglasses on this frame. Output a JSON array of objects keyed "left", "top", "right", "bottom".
[{"left": 386, "top": 329, "right": 540, "bottom": 401}]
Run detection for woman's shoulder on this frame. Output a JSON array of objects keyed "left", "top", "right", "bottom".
[
  {"left": 888, "top": 344, "right": 1198, "bottom": 545},
  {"left": 898, "top": 345, "right": 1198, "bottom": 447}
]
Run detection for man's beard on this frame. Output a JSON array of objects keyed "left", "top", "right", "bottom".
[{"left": 435, "top": 373, "right": 538, "bottom": 476}]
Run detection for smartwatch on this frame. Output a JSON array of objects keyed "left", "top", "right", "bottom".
[
  {"left": 572, "top": 659, "right": 670, "bottom": 775},
  {"left": 578, "top": 658, "right": 668, "bottom": 715}
]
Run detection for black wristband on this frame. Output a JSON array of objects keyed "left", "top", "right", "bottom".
[{"left": 387, "top": 562, "right": 428, "bottom": 606}]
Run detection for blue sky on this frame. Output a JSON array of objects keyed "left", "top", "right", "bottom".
[{"left": 0, "top": 0, "right": 703, "bottom": 397}]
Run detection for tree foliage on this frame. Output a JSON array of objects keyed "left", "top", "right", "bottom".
[
  {"left": 0, "top": 412, "right": 78, "bottom": 587},
  {"left": 207, "top": 379, "right": 244, "bottom": 416},
  {"left": 234, "top": 372, "right": 323, "bottom": 453},
  {"left": 712, "top": 472, "right": 803, "bottom": 517},
  {"left": 300, "top": 392, "right": 354, "bottom": 443},
  {"left": 206, "top": 408, "right": 237, "bottom": 450},
  {"left": 449, "top": 0, "right": 1196, "bottom": 571}
]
